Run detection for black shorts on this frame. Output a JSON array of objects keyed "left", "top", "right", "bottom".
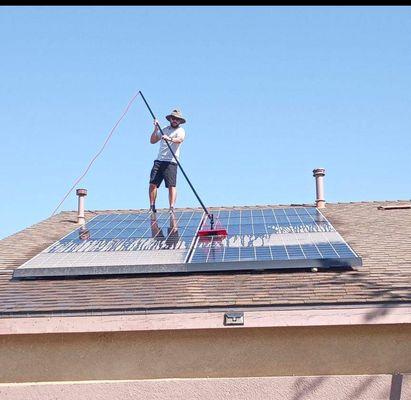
[{"left": 149, "top": 160, "right": 178, "bottom": 188}]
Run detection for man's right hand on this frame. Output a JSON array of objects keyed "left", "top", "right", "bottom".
[{"left": 150, "top": 119, "right": 161, "bottom": 144}]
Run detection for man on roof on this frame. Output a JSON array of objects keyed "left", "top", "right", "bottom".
[{"left": 149, "top": 109, "right": 186, "bottom": 214}]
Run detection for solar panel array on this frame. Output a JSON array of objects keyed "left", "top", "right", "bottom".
[{"left": 13, "top": 207, "right": 362, "bottom": 278}]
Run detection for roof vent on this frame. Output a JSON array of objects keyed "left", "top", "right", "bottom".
[
  {"left": 313, "top": 168, "right": 326, "bottom": 209},
  {"left": 377, "top": 204, "right": 411, "bottom": 210},
  {"left": 76, "top": 188, "right": 87, "bottom": 225}
]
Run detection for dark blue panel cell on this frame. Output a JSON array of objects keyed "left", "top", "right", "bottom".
[
  {"left": 84, "top": 219, "right": 102, "bottom": 228},
  {"left": 316, "top": 243, "right": 339, "bottom": 258},
  {"left": 255, "top": 246, "right": 272, "bottom": 260},
  {"left": 273, "top": 209, "right": 286, "bottom": 216},
  {"left": 125, "top": 228, "right": 150, "bottom": 238},
  {"left": 275, "top": 216, "right": 289, "bottom": 224},
  {"left": 111, "top": 221, "right": 135, "bottom": 229},
  {"left": 102, "top": 228, "right": 128, "bottom": 238},
  {"left": 90, "top": 215, "right": 105, "bottom": 222},
  {"left": 63, "top": 230, "right": 82, "bottom": 241},
  {"left": 227, "top": 225, "right": 241, "bottom": 235},
  {"left": 178, "top": 227, "right": 198, "bottom": 237},
  {"left": 312, "top": 215, "right": 328, "bottom": 223},
  {"left": 190, "top": 251, "right": 208, "bottom": 263},
  {"left": 112, "top": 228, "right": 138, "bottom": 238},
  {"left": 251, "top": 216, "right": 265, "bottom": 224},
  {"left": 206, "top": 247, "right": 224, "bottom": 263},
  {"left": 240, "top": 216, "right": 253, "bottom": 224},
  {"left": 285, "top": 245, "right": 305, "bottom": 259},
  {"left": 229, "top": 210, "right": 242, "bottom": 218},
  {"left": 88, "top": 229, "right": 115, "bottom": 239},
  {"left": 216, "top": 210, "right": 230, "bottom": 218},
  {"left": 104, "top": 214, "right": 124, "bottom": 221},
  {"left": 241, "top": 210, "right": 252, "bottom": 217},
  {"left": 120, "top": 223, "right": 145, "bottom": 230},
  {"left": 284, "top": 208, "right": 297, "bottom": 216},
  {"left": 216, "top": 218, "right": 230, "bottom": 226},
  {"left": 286, "top": 216, "right": 302, "bottom": 223},
  {"left": 173, "top": 211, "right": 194, "bottom": 220},
  {"left": 223, "top": 247, "right": 240, "bottom": 261},
  {"left": 294, "top": 208, "right": 310, "bottom": 215},
  {"left": 239, "top": 247, "right": 255, "bottom": 260},
  {"left": 301, "top": 244, "right": 322, "bottom": 258},
  {"left": 222, "top": 218, "right": 238, "bottom": 227},
  {"left": 240, "top": 225, "right": 254, "bottom": 235},
  {"left": 305, "top": 208, "right": 320, "bottom": 215},
  {"left": 111, "top": 222, "right": 136, "bottom": 229},
  {"left": 91, "top": 215, "right": 108, "bottom": 222},
  {"left": 270, "top": 246, "right": 289, "bottom": 260},
  {"left": 253, "top": 224, "right": 268, "bottom": 234},
  {"left": 262, "top": 209, "right": 274, "bottom": 217},
  {"left": 298, "top": 215, "right": 315, "bottom": 223},
  {"left": 90, "top": 221, "right": 113, "bottom": 229},
  {"left": 128, "top": 215, "right": 150, "bottom": 221},
  {"left": 331, "top": 243, "right": 356, "bottom": 257},
  {"left": 251, "top": 209, "right": 263, "bottom": 217},
  {"left": 262, "top": 216, "right": 277, "bottom": 225}
]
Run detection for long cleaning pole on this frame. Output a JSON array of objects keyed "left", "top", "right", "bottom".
[{"left": 139, "top": 91, "right": 215, "bottom": 229}]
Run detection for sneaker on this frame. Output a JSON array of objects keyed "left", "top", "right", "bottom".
[
  {"left": 149, "top": 204, "right": 157, "bottom": 214},
  {"left": 169, "top": 207, "right": 175, "bottom": 214}
]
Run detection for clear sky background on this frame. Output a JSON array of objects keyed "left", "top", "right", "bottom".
[{"left": 1, "top": 6, "right": 410, "bottom": 240}]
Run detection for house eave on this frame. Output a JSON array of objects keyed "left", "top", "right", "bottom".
[{"left": 0, "top": 303, "right": 410, "bottom": 335}]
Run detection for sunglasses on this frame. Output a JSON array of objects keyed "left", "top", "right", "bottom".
[{"left": 170, "top": 117, "right": 181, "bottom": 122}]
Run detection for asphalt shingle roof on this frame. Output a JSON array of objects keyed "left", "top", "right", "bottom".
[{"left": 0, "top": 201, "right": 410, "bottom": 316}]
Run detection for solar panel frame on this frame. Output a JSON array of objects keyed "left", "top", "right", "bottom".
[{"left": 13, "top": 207, "right": 362, "bottom": 278}]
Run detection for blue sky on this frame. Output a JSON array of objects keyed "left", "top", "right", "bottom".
[{"left": 1, "top": 6, "right": 410, "bottom": 240}]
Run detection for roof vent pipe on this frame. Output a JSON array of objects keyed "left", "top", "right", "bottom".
[
  {"left": 76, "top": 188, "right": 87, "bottom": 225},
  {"left": 313, "top": 168, "right": 326, "bottom": 209}
]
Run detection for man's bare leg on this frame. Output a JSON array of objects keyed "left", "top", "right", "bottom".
[
  {"left": 168, "top": 186, "right": 177, "bottom": 210},
  {"left": 149, "top": 184, "right": 158, "bottom": 211}
]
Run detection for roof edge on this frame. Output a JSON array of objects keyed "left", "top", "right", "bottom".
[{"left": 1, "top": 304, "right": 410, "bottom": 335}]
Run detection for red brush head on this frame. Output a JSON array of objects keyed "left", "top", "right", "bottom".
[
  {"left": 197, "top": 213, "right": 228, "bottom": 240},
  {"left": 197, "top": 228, "right": 227, "bottom": 237}
]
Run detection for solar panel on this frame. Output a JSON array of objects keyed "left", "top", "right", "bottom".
[
  {"left": 13, "top": 210, "right": 203, "bottom": 277},
  {"left": 13, "top": 207, "right": 362, "bottom": 278},
  {"left": 187, "top": 207, "right": 362, "bottom": 271}
]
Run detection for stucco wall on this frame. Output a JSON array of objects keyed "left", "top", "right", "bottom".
[
  {"left": 1, "top": 374, "right": 410, "bottom": 400},
  {"left": 0, "top": 324, "right": 410, "bottom": 383}
]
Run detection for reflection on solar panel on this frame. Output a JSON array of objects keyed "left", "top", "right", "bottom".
[{"left": 13, "top": 207, "right": 362, "bottom": 278}]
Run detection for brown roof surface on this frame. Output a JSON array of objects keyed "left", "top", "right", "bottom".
[{"left": 0, "top": 201, "right": 410, "bottom": 316}]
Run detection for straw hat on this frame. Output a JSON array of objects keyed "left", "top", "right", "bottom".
[{"left": 166, "top": 109, "right": 186, "bottom": 124}]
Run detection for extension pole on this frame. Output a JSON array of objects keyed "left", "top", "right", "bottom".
[{"left": 139, "top": 91, "right": 215, "bottom": 229}]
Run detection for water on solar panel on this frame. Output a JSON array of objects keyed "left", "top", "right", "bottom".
[{"left": 189, "top": 207, "right": 361, "bottom": 269}]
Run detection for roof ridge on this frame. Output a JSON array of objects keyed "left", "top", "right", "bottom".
[{"left": 56, "top": 199, "right": 411, "bottom": 214}]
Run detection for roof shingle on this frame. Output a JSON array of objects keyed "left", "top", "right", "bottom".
[{"left": 0, "top": 201, "right": 410, "bottom": 316}]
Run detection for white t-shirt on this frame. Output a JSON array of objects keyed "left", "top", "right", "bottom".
[{"left": 156, "top": 126, "right": 186, "bottom": 163}]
